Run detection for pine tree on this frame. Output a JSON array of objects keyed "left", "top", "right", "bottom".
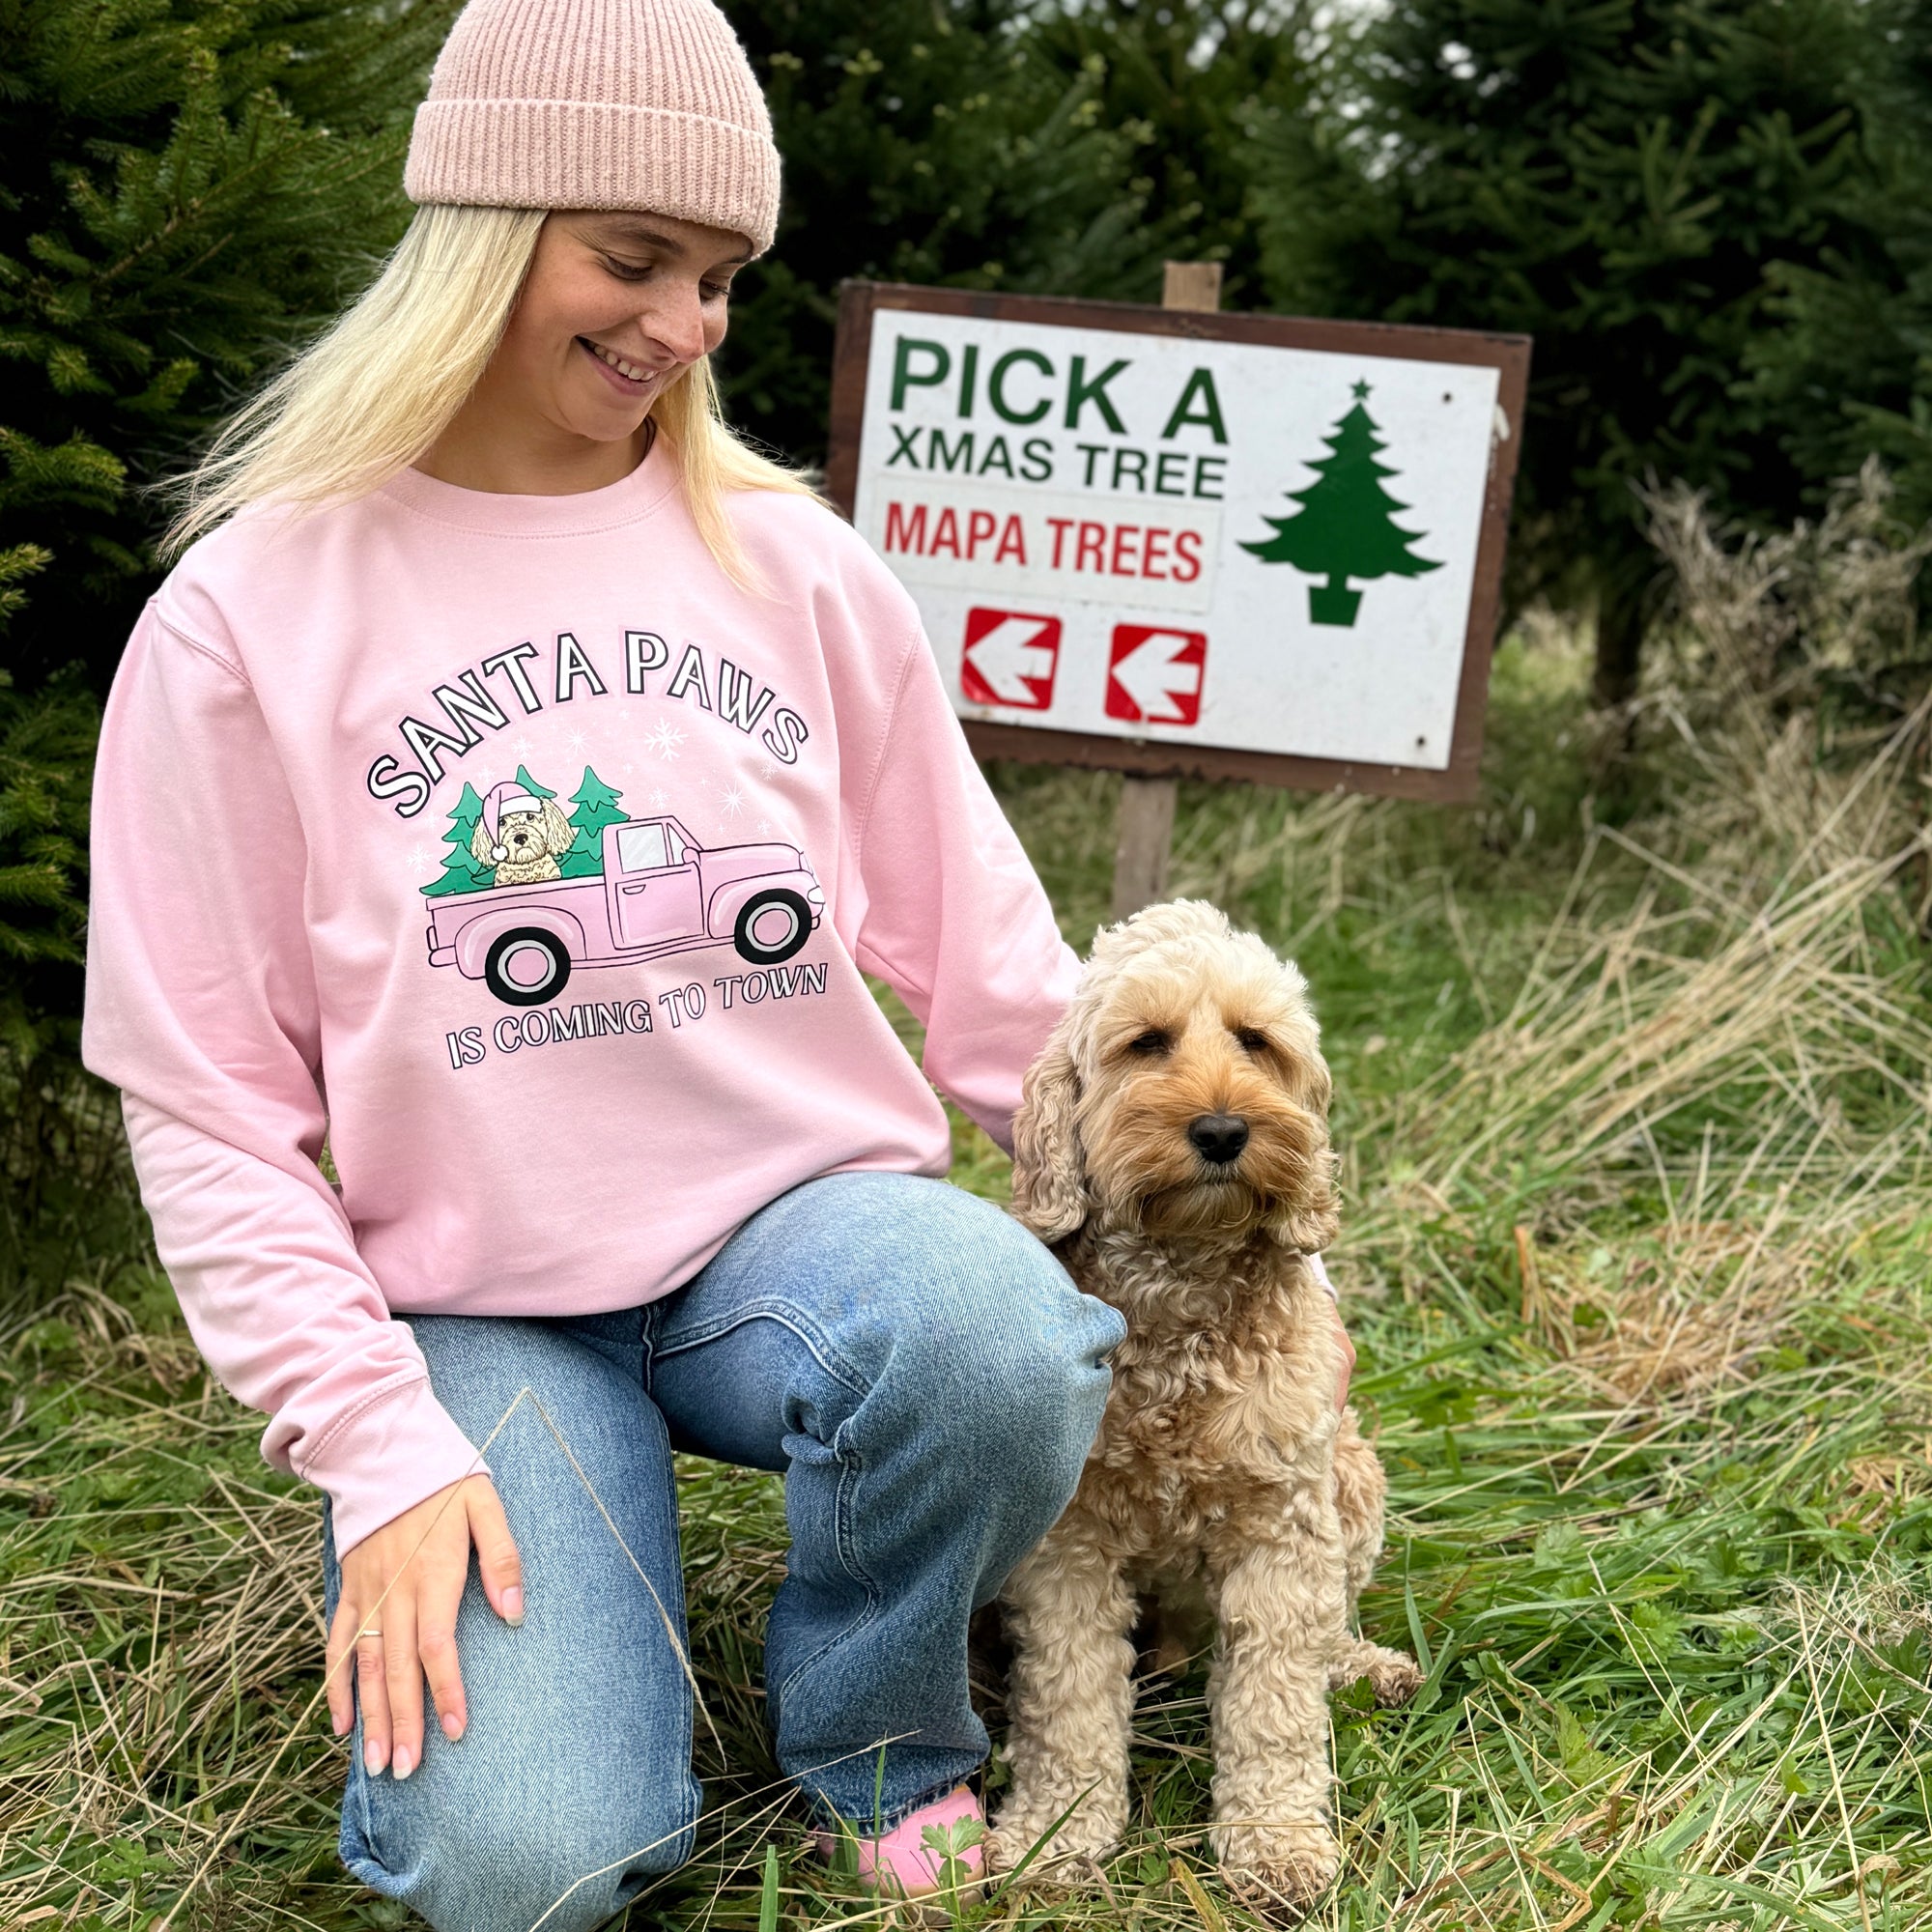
[
  {"left": 716, "top": 0, "right": 1167, "bottom": 463},
  {"left": 1022, "top": 0, "right": 1330, "bottom": 312},
  {"left": 1, "top": 0, "right": 456, "bottom": 695},
  {"left": 513, "top": 765, "right": 555, "bottom": 802},
  {"left": 1240, "top": 384, "right": 1441, "bottom": 625},
  {"left": 1247, "top": 0, "right": 1879, "bottom": 698},
  {"left": 1748, "top": 0, "right": 1932, "bottom": 536},
  {"left": 558, "top": 767, "right": 628, "bottom": 878},
  {"left": 421, "top": 781, "right": 491, "bottom": 899},
  {"left": 0, "top": 664, "right": 99, "bottom": 1275},
  {"left": 0, "top": 667, "right": 96, "bottom": 1054}
]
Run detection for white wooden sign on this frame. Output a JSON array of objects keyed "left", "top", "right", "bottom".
[{"left": 827, "top": 287, "right": 1530, "bottom": 801}]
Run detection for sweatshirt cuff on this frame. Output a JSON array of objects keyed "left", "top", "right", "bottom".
[
  {"left": 1309, "top": 1253, "right": 1338, "bottom": 1300},
  {"left": 299, "top": 1376, "right": 490, "bottom": 1557}
]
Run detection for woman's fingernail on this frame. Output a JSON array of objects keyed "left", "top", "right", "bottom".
[
  {"left": 332, "top": 1709, "right": 352, "bottom": 1737},
  {"left": 441, "top": 1712, "right": 463, "bottom": 1740},
  {"left": 364, "top": 1740, "right": 386, "bottom": 1776},
  {"left": 392, "top": 1746, "right": 415, "bottom": 1780},
  {"left": 502, "top": 1586, "right": 524, "bottom": 1627}
]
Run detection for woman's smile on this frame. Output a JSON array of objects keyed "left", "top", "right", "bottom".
[{"left": 578, "top": 335, "right": 658, "bottom": 393}]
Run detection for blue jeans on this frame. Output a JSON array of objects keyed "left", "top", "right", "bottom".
[{"left": 322, "top": 1172, "right": 1124, "bottom": 1932}]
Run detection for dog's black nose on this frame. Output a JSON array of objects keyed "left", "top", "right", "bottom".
[{"left": 1188, "top": 1113, "right": 1249, "bottom": 1164}]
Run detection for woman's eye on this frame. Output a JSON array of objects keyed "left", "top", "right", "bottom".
[
  {"left": 603, "top": 256, "right": 655, "bottom": 281},
  {"left": 1126, "top": 1029, "right": 1171, "bottom": 1057},
  {"left": 700, "top": 281, "right": 732, "bottom": 302}
]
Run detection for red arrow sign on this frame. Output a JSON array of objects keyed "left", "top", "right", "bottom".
[
  {"left": 1105, "top": 625, "right": 1207, "bottom": 726},
  {"left": 961, "top": 608, "right": 1061, "bottom": 710}
]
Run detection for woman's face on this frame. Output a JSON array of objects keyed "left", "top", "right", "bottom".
[{"left": 482, "top": 210, "right": 750, "bottom": 447}]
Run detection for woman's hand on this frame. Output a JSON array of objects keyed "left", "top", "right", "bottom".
[
  {"left": 1332, "top": 1303, "right": 1356, "bottom": 1412},
  {"left": 325, "top": 1474, "right": 523, "bottom": 1779}
]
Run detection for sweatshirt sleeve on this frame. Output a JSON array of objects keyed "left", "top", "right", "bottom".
[
  {"left": 81, "top": 603, "right": 484, "bottom": 1556},
  {"left": 848, "top": 622, "right": 1080, "bottom": 1153}
]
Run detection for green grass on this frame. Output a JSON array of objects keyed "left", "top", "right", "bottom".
[{"left": 4, "top": 630, "right": 1931, "bottom": 1929}]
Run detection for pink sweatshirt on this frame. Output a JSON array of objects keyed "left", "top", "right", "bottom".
[{"left": 81, "top": 446, "right": 1081, "bottom": 1553}]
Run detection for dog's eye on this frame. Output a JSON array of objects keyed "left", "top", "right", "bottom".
[
  {"left": 1125, "top": 1028, "right": 1172, "bottom": 1057},
  {"left": 1235, "top": 1028, "right": 1271, "bottom": 1054}
]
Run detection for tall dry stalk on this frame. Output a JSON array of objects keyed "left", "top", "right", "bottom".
[{"left": 1358, "top": 472, "right": 1932, "bottom": 1234}]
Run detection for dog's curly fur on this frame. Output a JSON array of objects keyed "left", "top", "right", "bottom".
[{"left": 990, "top": 900, "right": 1420, "bottom": 1912}]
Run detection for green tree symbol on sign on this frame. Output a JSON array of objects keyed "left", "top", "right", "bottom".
[
  {"left": 1240, "top": 381, "right": 1441, "bottom": 626},
  {"left": 559, "top": 765, "right": 628, "bottom": 878},
  {"left": 421, "top": 781, "right": 492, "bottom": 898}
]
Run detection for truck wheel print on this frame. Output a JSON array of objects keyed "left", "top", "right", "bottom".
[
  {"left": 424, "top": 790, "right": 826, "bottom": 1002},
  {"left": 484, "top": 927, "right": 574, "bottom": 1007},
  {"left": 733, "top": 890, "right": 812, "bottom": 966}
]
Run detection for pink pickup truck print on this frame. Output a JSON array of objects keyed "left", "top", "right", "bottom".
[{"left": 425, "top": 814, "right": 824, "bottom": 1007}]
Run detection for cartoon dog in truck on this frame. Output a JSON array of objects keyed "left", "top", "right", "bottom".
[{"left": 426, "top": 808, "right": 824, "bottom": 1008}]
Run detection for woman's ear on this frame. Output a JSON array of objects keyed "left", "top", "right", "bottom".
[
  {"left": 543, "top": 798, "right": 574, "bottom": 855},
  {"left": 1010, "top": 1034, "right": 1088, "bottom": 1244}
]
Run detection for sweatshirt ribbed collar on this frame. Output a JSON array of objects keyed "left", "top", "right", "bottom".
[{"left": 378, "top": 438, "right": 677, "bottom": 536}]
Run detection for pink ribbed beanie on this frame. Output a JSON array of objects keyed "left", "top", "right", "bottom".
[{"left": 405, "top": 0, "right": 781, "bottom": 255}]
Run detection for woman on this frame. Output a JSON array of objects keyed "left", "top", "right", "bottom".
[{"left": 81, "top": 1, "right": 1348, "bottom": 1925}]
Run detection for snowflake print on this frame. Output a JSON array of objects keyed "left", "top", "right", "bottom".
[
  {"left": 720, "top": 783, "right": 747, "bottom": 820},
  {"left": 512, "top": 734, "right": 534, "bottom": 756},
  {"left": 565, "top": 727, "right": 587, "bottom": 753},
  {"left": 404, "top": 845, "right": 431, "bottom": 879},
  {"left": 648, "top": 786, "right": 670, "bottom": 810},
  {"left": 755, "top": 818, "right": 772, "bottom": 836},
  {"left": 645, "top": 717, "right": 687, "bottom": 762},
  {"left": 759, "top": 759, "right": 781, "bottom": 781}
]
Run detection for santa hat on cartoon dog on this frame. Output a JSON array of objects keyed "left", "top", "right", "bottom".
[{"left": 480, "top": 781, "right": 545, "bottom": 862}]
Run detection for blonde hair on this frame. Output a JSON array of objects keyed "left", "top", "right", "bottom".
[{"left": 164, "top": 203, "right": 824, "bottom": 586}]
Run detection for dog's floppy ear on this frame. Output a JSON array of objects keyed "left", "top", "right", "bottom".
[
  {"left": 1293, "top": 1042, "right": 1333, "bottom": 1122},
  {"left": 541, "top": 797, "right": 575, "bottom": 856},
  {"left": 469, "top": 818, "right": 498, "bottom": 871},
  {"left": 1267, "top": 1148, "right": 1342, "bottom": 1254},
  {"left": 1010, "top": 1034, "right": 1088, "bottom": 1244},
  {"left": 1269, "top": 1033, "right": 1340, "bottom": 1252}
]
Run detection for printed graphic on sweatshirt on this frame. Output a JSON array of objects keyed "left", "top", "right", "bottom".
[{"left": 421, "top": 763, "right": 825, "bottom": 1009}]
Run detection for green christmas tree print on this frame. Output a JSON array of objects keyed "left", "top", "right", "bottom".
[
  {"left": 1240, "top": 381, "right": 1442, "bottom": 626},
  {"left": 558, "top": 766, "right": 628, "bottom": 878},
  {"left": 514, "top": 764, "right": 555, "bottom": 802},
  {"left": 421, "top": 781, "right": 492, "bottom": 898}
]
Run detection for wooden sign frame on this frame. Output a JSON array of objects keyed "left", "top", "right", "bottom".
[{"left": 824, "top": 281, "right": 1532, "bottom": 804}]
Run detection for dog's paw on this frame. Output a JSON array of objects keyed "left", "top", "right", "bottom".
[
  {"left": 984, "top": 1837, "right": 1110, "bottom": 1891},
  {"left": 1364, "top": 1647, "right": 1424, "bottom": 1706},
  {"left": 1328, "top": 1638, "right": 1425, "bottom": 1706},
  {"left": 986, "top": 1810, "right": 1119, "bottom": 1883},
  {"left": 1212, "top": 1822, "right": 1340, "bottom": 1917}
]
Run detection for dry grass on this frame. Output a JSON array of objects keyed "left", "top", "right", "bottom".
[
  {"left": 1517, "top": 1219, "right": 1815, "bottom": 1402},
  {"left": 4, "top": 491, "right": 1932, "bottom": 1929}
]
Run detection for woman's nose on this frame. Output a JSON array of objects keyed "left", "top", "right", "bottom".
[{"left": 642, "top": 284, "right": 709, "bottom": 364}]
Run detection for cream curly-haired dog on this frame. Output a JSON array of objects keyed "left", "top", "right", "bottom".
[
  {"left": 990, "top": 900, "right": 1419, "bottom": 1909},
  {"left": 469, "top": 781, "right": 575, "bottom": 887}
]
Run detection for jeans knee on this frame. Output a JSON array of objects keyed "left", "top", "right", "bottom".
[
  {"left": 344, "top": 1774, "right": 698, "bottom": 1932},
  {"left": 906, "top": 1225, "right": 1121, "bottom": 1480},
  {"left": 992, "top": 1311, "right": 1118, "bottom": 1494}
]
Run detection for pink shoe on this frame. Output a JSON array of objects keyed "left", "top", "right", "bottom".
[{"left": 815, "top": 1784, "right": 986, "bottom": 1899}]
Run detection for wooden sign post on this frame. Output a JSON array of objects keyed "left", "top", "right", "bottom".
[
  {"left": 1110, "top": 262, "right": 1225, "bottom": 918},
  {"left": 823, "top": 278, "right": 1532, "bottom": 901}
]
